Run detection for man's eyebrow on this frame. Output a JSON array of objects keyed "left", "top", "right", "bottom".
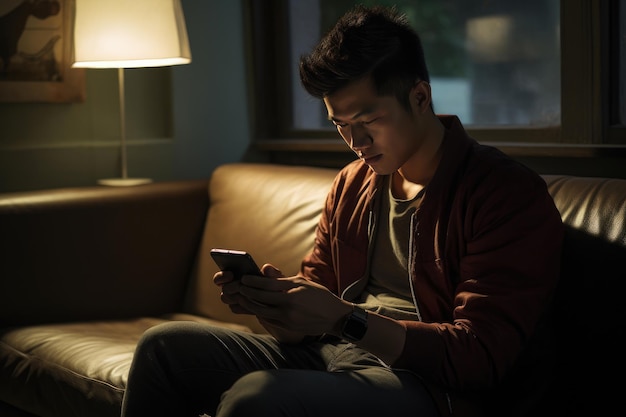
[{"left": 328, "top": 107, "right": 376, "bottom": 122}]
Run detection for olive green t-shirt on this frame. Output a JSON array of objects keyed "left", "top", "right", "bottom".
[{"left": 358, "top": 176, "right": 423, "bottom": 321}]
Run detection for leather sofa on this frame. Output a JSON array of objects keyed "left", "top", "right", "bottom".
[{"left": 0, "top": 163, "right": 624, "bottom": 417}]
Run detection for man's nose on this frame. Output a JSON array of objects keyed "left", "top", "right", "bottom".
[{"left": 348, "top": 123, "right": 369, "bottom": 149}]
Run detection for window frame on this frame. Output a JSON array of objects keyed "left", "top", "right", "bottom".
[{"left": 244, "top": 0, "right": 626, "bottom": 160}]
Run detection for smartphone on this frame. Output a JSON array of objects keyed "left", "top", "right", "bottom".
[{"left": 210, "top": 248, "right": 262, "bottom": 279}]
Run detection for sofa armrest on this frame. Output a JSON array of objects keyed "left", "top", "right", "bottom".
[{"left": 0, "top": 180, "right": 209, "bottom": 326}]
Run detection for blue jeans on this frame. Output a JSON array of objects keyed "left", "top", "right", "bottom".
[{"left": 121, "top": 321, "right": 439, "bottom": 417}]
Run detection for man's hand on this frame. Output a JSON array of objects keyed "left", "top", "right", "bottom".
[
  {"left": 238, "top": 264, "right": 352, "bottom": 342},
  {"left": 214, "top": 263, "right": 352, "bottom": 343}
]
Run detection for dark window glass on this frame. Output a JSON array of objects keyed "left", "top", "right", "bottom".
[
  {"left": 288, "top": 0, "right": 560, "bottom": 131},
  {"left": 618, "top": 0, "right": 626, "bottom": 124}
]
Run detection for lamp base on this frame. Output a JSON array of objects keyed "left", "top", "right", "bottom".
[{"left": 98, "top": 178, "right": 153, "bottom": 187}]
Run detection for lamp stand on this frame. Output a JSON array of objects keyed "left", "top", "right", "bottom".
[{"left": 98, "top": 68, "right": 152, "bottom": 187}]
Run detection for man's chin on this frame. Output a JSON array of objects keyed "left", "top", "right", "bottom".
[{"left": 366, "top": 165, "right": 394, "bottom": 176}]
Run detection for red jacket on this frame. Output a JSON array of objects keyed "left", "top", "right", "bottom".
[{"left": 300, "top": 116, "right": 563, "bottom": 416}]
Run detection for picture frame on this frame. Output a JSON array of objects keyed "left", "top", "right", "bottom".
[{"left": 0, "top": 0, "right": 85, "bottom": 103}]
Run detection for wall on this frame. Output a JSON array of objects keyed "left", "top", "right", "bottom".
[
  {"left": 0, "top": 0, "right": 252, "bottom": 193},
  {"left": 172, "top": 0, "right": 257, "bottom": 181}
]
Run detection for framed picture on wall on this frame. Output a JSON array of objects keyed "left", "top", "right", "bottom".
[{"left": 0, "top": 0, "right": 85, "bottom": 103}]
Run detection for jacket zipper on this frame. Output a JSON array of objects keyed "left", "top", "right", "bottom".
[{"left": 408, "top": 209, "right": 423, "bottom": 322}]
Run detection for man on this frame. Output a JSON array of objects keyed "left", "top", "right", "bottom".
[{"left": 121, "top": 5, "right": 563, "bottom": 417}]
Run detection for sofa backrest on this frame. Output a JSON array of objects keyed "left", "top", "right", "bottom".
[
  {"left": 543, "top": 174, "right": 625, "bottom": 335},
  {"left": 184, "top": 163, "right": 337, "bottom": 333}
]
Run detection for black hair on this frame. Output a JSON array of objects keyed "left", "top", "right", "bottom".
[{"left": 299, "top": 5, "right": 430, "bottom": 110}]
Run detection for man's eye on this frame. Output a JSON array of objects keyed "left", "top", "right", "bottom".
[
  {"left": 362, "top": 118, "right": 379, "bottom": 125},
  {"left": 332, "top": 121, "right": 348, "bottom": 128}
]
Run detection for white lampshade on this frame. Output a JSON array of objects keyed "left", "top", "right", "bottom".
[{"left": 72, "top": 0, "right": 191, "bottom": 68}]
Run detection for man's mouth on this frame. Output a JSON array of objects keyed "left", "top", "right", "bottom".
[{"left": 363, "top": 154, "right": 382, "bottom": 164}]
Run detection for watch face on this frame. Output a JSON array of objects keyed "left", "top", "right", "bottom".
[
  {"left": 343, "top": 318, "right": 367, "bottom": 341},
  {"left": 342, "top": 307, "right": 368, "bottom": 342}
]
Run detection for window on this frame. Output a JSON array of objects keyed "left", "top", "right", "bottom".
[
  {"left": 289, "top": 0, "right": 560, "bottom": 130},
  {"left": 246, "top": 0, "right": 626, "bottom": 158}
]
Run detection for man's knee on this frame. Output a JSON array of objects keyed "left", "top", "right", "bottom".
[
  {"left": 133, "top": 321, "right": 213, "bottom": 368},
  {"left": 136, "top": 322, "right": 181, "bottom": 354},
  {"left": 218, "top": 370, "right": 290, "bottom": 415}
]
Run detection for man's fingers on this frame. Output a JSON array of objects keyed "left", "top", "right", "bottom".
[{"left": 261, "top": 263, "right": 284, "bottom": 278}]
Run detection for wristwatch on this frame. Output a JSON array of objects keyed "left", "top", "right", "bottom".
[{"left": 341, "top": 303, "right": 368, "bottom": 342}]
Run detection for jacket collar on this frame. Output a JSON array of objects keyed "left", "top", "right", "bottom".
[{"left": 363, "top": 115, "right": 475, "bottom": 203}]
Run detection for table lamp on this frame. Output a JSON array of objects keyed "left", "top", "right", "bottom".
[{"left": 71, "top": 0, "right": 191, "bottom": 186}]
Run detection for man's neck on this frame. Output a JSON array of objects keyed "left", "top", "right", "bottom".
[{"left": 393, "top": 117, "right": 445, "bottom": 200}]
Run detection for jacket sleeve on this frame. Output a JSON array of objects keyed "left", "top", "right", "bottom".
[{"left": 299, "top": 171, "right": 342, "bottom": 293}]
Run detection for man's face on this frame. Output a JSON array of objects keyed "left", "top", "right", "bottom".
[{"left": 323, "top": 77, "right": 423, "bottom": 175}]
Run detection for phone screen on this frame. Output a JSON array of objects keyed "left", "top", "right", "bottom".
[{"left": 210, "top": 248, "right": 262, "bottom": 279}]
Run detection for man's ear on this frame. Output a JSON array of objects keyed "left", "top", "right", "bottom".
[{"left": 412, "top": 80, "right": 431, "bottom": 111}]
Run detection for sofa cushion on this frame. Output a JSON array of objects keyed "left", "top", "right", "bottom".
[
  {"left": 184, "top": 163, "right": 337, "bottom": 333},
  {"left": 0, "top": 318, "right": 154, "bottom": 417},
  {"left": 0, "top": 315, "right": 251, "bottom": 417}
]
